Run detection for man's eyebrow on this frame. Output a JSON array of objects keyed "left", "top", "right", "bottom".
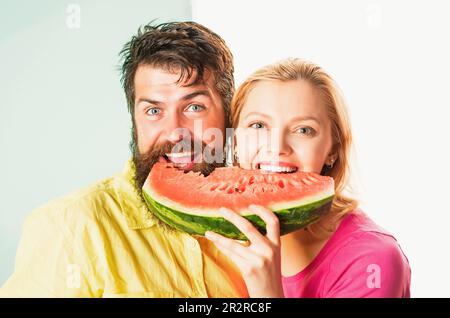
[
  {"left": 136, "top": 97, "right": 163, "bottom": 105},
  {"left": 136, "top": 90, "right": 211, "bottom": 106},
  {"left": 181, "top": 90, "right": 211, "bottom": 101}
]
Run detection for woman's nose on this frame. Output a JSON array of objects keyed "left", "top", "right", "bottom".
[{"left": 268, "top": 128, "right": 293, "bottom": 157}]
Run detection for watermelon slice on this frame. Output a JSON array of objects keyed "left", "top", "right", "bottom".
[{"left": 142, "top": 163, "right": 334, "bottom": 240}]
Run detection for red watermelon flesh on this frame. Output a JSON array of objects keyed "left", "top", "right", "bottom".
[{"left": 142, "top": 163, "right": 334, "bottom": 240}]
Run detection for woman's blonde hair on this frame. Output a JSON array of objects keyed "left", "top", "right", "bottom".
[{"left": 231, "top": 58, "right": 358, "bottom": 237}]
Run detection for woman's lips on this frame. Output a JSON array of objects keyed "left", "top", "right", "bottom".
[{"left": 257, "top": 161, "right": 299, "bottom": 173}]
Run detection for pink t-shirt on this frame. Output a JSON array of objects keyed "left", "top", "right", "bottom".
[{"left": 282, "top": 209, "right": 411, "bottom": 298}]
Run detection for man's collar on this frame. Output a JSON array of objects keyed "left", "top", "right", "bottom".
[{"left": 115, "top": 157, "right": 158, "bottom": 230}]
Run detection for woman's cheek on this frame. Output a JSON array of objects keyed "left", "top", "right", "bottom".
[
  {"left": 292, "top": 140, "right": 328, "bottom": 174},
  {"left": 235, "top": 129, "right": 263, "bottom": 169}
]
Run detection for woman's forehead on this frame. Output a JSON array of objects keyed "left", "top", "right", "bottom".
[{"left": 241, "top": 80, "right": 328, "bottom": 121}]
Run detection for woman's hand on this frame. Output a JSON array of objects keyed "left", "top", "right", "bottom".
[{"left": 205, "top": 205, "right": 284, "bottom": 298}]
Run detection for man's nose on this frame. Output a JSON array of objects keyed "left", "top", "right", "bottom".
[{"left": 164, "top": 115, "right": 191, "bottom": 144}]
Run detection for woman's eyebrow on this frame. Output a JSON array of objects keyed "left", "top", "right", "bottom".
[
  {"left": 289, "top": 115, "right": 321, "bottom": 124},
  {"left": 242, "top": 112, "right": 271, "bottom": 120}
]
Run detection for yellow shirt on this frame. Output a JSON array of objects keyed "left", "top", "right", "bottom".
[{"left": 0, "top": 159, "right": 248, "bottom": 298}]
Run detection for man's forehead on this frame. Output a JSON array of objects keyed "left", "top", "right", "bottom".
[{"left": 135, "top": 64, "right": 214, "bottom": 90}]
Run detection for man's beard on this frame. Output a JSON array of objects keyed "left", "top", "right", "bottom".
[{"left": 131, "top": 135, "right": 225, "bottom": 194}]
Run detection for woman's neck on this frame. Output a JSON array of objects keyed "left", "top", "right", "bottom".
[
  {"left": 280, "top": 214, "right": 344, "bottom": 277},
  {"left": 280, "top": 229, "right": 324, "bottom": 276}
]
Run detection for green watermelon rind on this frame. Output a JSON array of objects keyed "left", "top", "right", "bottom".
[{"left": 142, "top": 191, "right": 334, "bottom": 241}]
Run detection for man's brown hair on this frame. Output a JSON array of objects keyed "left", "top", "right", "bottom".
[{"left": 119, "top": 21, "right": 234, "bottom": 128}]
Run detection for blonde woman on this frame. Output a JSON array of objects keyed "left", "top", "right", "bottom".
[{"left": 205, "top": 58, "right": 411, "bottom": 298}]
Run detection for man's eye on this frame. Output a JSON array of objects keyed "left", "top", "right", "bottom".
[
  {"left": 186, "top": 104, "right": 205, "bottom": 112},
  {"left": 146, "top": 108, "right": 161, "bottom": 116},
  {"left": 297, "top": 126, "right": 315, "bottom": 135},
  {"left": 249, "top": 122, "right": 265, "bottom": 129}
]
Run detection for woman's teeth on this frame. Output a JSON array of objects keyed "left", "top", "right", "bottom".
[{"left": 258, "top": 164, "right": 298, "bottom": 173}]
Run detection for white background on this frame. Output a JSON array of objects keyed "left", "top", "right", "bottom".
[{"left": 193, "top": 0, "right": 450, "bottom": 297}]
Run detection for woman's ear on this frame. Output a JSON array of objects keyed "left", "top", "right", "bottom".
[
  {"left": 325, "top": 142, "right": 339, "bottom": 166},
  {"left": 325, "top": 153, "right": 338, "bottom": 167}
]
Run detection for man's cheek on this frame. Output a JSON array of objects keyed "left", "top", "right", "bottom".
[
  {"left": 137, "top": 128, "right": 159, "bottom": 153},
  {"left": 192, "top": 118, "right": 224, "bottom": 145},
  {"left": 201, "top": 127, "right": 225, "bottom": 148}
]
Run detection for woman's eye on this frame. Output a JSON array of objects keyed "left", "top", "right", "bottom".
[
  {"left": 186, "top": 104, "right": 205, "bottom": 112},
  {"left": 297, "top": 126, "right": 315, "bottom": 135},
  {"left": 249, "top": 122, "right": 265, "bottom": 129},
  {"left": 146, "top": 108, "right": 161, "bottom": 116}
]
